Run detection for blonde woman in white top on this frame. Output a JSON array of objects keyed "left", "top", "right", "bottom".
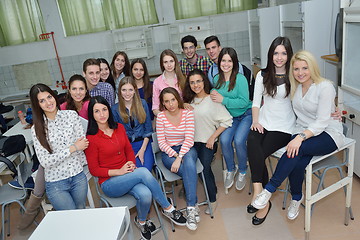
[
  {"left": 183, "top": 69, "right": 232, "bottom": 214},
  {"left": 252, "top": 50, "right": 345, "bottom": 221}
]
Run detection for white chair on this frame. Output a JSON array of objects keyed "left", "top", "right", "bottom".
[
  {"left": 92, "top": 176, "right": 168, "bottom": 240},
  {"left": 270, "top": 124, "right": 354, "bottom": 217},
  {"left": 151, "top": 132, "right": 213, "bottom": 232},
  {"left": 0, "top": 153, "right": 31, "bottom": 239}
]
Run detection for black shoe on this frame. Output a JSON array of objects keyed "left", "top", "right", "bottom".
[
  {"left": 145, "top": 219, "right": 157, "bottom": 234},
  {"left": 134, "top": 216, "right": 152, "bottom": 240},
  {"left": 247, "top": 204, "right": 258, "bottom": 214},
  {"left": 252, "top": 201, "right": 272, "bottom": 225},
  {"left": 162, "top": 209, "right": 187, "bottom": 226}
]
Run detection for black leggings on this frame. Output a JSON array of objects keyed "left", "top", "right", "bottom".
[{"left": 247, "top": 129, "right": 291, "bottom": 187}]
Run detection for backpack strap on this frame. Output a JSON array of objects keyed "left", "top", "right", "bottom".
[{"left": 0, "top": 156, "right": 17, "bottom": 177}]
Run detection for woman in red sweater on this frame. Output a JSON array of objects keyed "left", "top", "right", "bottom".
[{"left": 85, "top": 96, "right": 186, "bottom": 240}]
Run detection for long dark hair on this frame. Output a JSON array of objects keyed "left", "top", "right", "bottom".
[
  {"left": 130, "top": 58, "right": 152, "bottom": 102},
  {"left": 159, "top": 87, "right": 184, "bottom": 111},
  {"left": 29, "top": 84, "right": 60, "bottom": 153},
  {"left": 87, "top": 96, "right": 118, "bottom": 135},
  {"left": 110, "top": 51, "right": 130, "bottom": 80},
  {"left": 214, "top": 47, "right": 239, "bottom": 92},
  {"left": 98, "top": 58, "right": 116, "bottom": 91},
  {"left": 183, "top": 69, "right": 211, "bottom": 103},
  {"left": 262, "top": 37, "right": 293, "bottom": 97},
  {"left": 65, "top": 74, "right": 91, "bottom": 113}
]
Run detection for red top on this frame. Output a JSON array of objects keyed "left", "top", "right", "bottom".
[{"left": 85, "top": 124, "right": 135, "bottom": 184}]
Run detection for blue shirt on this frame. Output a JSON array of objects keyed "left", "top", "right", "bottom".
[
  {"left": 138, "top": 82, "right": 154, "bottom": 120},
  {"left": 111, "top": 99, "right": 153, "bottom": 142},
  {"left": 89, "top": 82, "right": 115, "bottom": 107},
  {"left": 208, "top": 62, "right": 244, "bottom": 87}
]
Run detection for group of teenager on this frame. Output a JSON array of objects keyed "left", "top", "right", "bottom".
[{"left": 17, "top": 34, "right": 344, "bottom": 240}]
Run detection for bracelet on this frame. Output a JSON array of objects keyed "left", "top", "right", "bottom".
[{"left": 72, "top": 144, "right": 79, "bottom": 152}]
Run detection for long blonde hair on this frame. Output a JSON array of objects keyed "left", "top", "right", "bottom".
[
  {"left": 118, "top": 76, "right": 146, "bottom": 124},
  {"left": 289, "top": 50, "right": 325, "bottom": 98},
  {"left": 160, "top": 49, "right": 186, "bottom": 90}
]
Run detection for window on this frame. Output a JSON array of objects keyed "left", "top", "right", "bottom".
[
  {"left": 57, "top": 0, "right": 158, "bottom": 36},
  {"left": 0, "top": 0, "right": 46, "bottom": 47},
  {"left": 173, "top": 0, "right": 257, "bottom": 20}
]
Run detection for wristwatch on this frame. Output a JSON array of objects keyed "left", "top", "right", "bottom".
[{"left": 298, "top": 132, "right": 307, "bottom": 141}]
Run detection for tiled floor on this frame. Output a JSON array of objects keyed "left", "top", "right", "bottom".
[{"left": 3, "top": 156, "right": 360, "bottom": 240}]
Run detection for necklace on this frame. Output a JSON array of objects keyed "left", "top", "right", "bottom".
[
  {"left": 193, "top": 96, "right": 206, "bottom": 105},
  {"left": 275, "top": 74, "right": 286, "bottom": 78}
]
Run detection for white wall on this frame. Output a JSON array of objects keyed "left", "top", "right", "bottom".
[{"left": 0, "top": 0, "right": 339, "bottom": 98}]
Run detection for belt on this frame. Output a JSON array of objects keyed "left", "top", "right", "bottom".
[{"left": 129, "top": 137, "right": 144, "bottom": 143}]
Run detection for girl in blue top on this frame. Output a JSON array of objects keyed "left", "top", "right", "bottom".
[
  {"left": 111, "top": 76, "right": 154, "bottom": 171},
  {"left": 211, "top": 47, "right": 252, "bottom": 191}
]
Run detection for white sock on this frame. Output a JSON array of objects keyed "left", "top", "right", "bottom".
[{"left": 165, "top": 206, "right": 175, "bottom": 213}]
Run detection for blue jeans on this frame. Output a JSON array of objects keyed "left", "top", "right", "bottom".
[
  {"left": 162, "top": 145, "right": 198, "bottom": 206},
  {"left": 101, "top": 167, "right": 170, "bottom": 222},
  {"left": 194, "top": 142, "right": 217, "bottom": 203},
  {"left": 220, "top": 108, "right": 252, "bottom": 173},
  {"left": 131, "top": 140, "right": 155, "bottom": 171},
  {"left": 265, "top": 132, "right": 338, "bottom": 200},
  {"left": 45, "top": 171, "right": 88, "bottom": 210}
]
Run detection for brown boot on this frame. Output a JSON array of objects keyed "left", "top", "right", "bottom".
[{"left": 17, "top": 192, "right": 43, "bottom": 230}]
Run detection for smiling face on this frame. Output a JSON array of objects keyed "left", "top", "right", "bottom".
[
  {"left": 100, "top": 63, "right": 110, "bottom": 81},
  {"left": 132, "top": 63, "right": 145, "bottom": 80},
  {"left": 69, "top": 80, "right": 86, "bottom": 103},
  {"left": 114, "top": 54, "right": 125, "bottom": 72},
  {"left": 292, "top": 60, "right": 312, "bottom": 85},
  {"left": 37, "top": 91, "right": 57, "bottom": 115},
  {"left": 93, "top": 103, "right": 109, "bottom": 125},
  {"left": 273, "top": 45, "right": 288, "bottom": 72},
  {"left": 83, "top": 65, "right": 101, "bottom": 88},
  {"left": 183, "top": 42, "right": 196, "bottom": 59},
  {"left": 162, "top": 93, "right": 179, "bottom": 112},
  {"left": 220, "top": 54, "right": 233, "bottom": 74},
  {"left": 189, "top": 74, "right": 205, "bottom": 95},
  {"left": 162, "top": 55, "right": 175, "bottom": 73},
  {"left": 120, "top": 83, "right": 135, "bottom": 102},
  {"left": 205, "top": 41, "right": 222, "bottom": 63}
]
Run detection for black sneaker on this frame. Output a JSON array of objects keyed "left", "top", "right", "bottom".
[
  {"left": 145, "top": 219, "right": 158, "bottom": 234},
  {"left": 162, "top": 209, "right": 187, "bottom": 226},
  {"left": 134, "top": 216, "right": 152, "bottom": 240}
]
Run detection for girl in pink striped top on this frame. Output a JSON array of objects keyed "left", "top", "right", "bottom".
[{"left": 156, "top": 87, "right": 199, "bottom": 231}]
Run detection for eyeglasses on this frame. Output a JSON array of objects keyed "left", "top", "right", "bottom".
[
  {"left": 183, "top": 45, "right": 195, "bottom": 51},
  {"left": 189, "top": 80, "right": 204, "bottom": 85}
]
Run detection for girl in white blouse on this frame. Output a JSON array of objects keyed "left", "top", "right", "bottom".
[
  {"left": 247, "top": 37, "right": 295, "bottom": 225},
  {"left": 30, "top": 83, "right": 89, "bottom": 210},
  {"left": 252, "top": 50, "right": 345, "bottom": 221}
]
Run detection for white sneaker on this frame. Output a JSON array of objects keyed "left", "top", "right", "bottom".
[
  {"left": 224, "top": 170, "right": 236, "bottom": 188},
  {"left": 205, "top": 201, "right": 218, "bottom": 215},
  {"left": 186, "top": 207, "right": 198, "bottom": 231},
  {"left": 195, "top": 204, "right": 200, "bottom": 223},
  {"left": 252, "top": 189, "right": 272, "bottom": 210},
  {"left": 235, "top": 172, "right": 246, "bottom": 191},
  {"left": 287, "top": 194, "right": 304, "bottom": 220}
]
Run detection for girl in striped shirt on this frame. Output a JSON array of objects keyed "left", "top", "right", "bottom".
[{"left": 156, "top": 87, "right": 199, "bottom": 231}]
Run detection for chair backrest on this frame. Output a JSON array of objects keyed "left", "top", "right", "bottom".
[
  {"left": 151, "top": 132, "right": 160, "bottom": 154},
  {"left": 16, "top": 153, "right": 32, "bottom": 188}
]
